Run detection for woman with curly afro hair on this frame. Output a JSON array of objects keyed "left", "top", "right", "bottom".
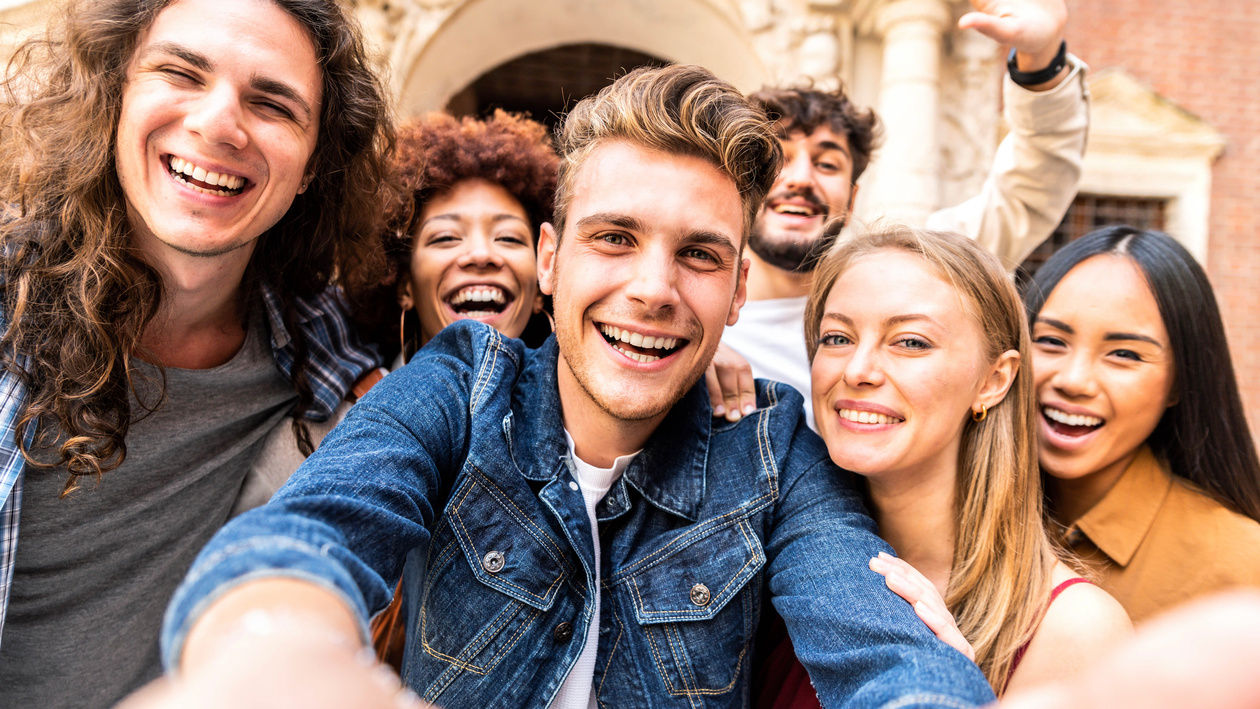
[{"left": 377, "top": 110, "right": 560, "bottom": 364}]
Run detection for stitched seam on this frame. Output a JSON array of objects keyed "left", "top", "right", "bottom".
[
  {"left": 596, "top": 600, "right": 626, "bottom": 704},
  {"left": 667, "top": 622, "right": 700, "bottom": 704},
  {"left": 610, "top": 502, "right": 771, "bottom": 582},
  {"left": 642, "top": 620, "right": 679, "bottom": 694},
  {"left": 468, "top": 332, "right": 501, "bottom": 414},
  {"left": 420, "top": 598, "right": 520, "bottom": 673},
  {"left": 470, "top": 467, "right": 572, "bottom": 573},
  {"left": 449, "top": 474, "right": 565, "bottom": 605}
]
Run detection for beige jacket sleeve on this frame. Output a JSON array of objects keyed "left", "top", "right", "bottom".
[{"left": 926, "top": 54, "right": 1090, "bottom": 272}]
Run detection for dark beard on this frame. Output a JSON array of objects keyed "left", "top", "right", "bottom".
[{"left": 748, "top": 216, "right": 846, "bottom": 273}]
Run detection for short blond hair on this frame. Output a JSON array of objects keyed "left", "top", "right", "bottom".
[{"left": 553, "top": 64, "right": 781, "bottom": 242}]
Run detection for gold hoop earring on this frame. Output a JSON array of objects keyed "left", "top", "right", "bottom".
[{"left": 971, "top": 404, "right": 987, "bottom": 422}]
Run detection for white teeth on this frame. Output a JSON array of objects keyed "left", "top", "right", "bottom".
[
  {"left": 1043, "top": 407, "right": 1103, "bottom": 428},
  {"left": 168, "top": 156, "right": 245, "bottom": 191},
  {"left": 773, "top": 204, "right": 816, "bottom": 217},
  {"left": 611, "top": 344, "right": 661, "bottom": 364},
  {"left": 449, "top": 286, "right": 507, "bottom": 305},
  {"left": 837, "top": 408, "right": 901, "bottom": 426},
  {"left": 599, "top": 325, "right": 679, "bottom": 351}
]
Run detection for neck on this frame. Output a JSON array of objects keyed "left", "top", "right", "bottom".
[
  {"left": 1046, "top": 449, "right": 1141, "bottom": 526},
  {"left": 867, "top": 466, "right": 958, "bottom": 596},
  {"left": 555, "top": 356, "right": 662, "bottom": 469},
  {"left": 745, "top": 251, "right": 813, "bottom": 301},
  {"left": 137, "top": 237, "right": 257, "bottom": 369}
]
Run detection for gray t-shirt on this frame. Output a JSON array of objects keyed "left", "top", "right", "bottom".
[{"left": 0, "top": 310, "right": 298, "bottom": 709}]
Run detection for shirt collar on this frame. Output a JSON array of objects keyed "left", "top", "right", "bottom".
[
  {"left": 509, "top": 336, "right": 711, "bottom": 522},
  {"left": 1072, "top": 446, "right": 1173, "bottom": 567}
]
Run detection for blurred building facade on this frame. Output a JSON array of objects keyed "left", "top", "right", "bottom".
[{"left": 2, "top": 0, "right": 1256, "bottom": 432}]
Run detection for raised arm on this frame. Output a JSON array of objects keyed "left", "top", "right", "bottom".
[{"left": 929, "top": 0, "right": 1088, "bottom": 270}]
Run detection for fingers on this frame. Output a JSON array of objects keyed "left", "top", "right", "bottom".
[
  {"left": 914, "top": 601, "right": 977, "bottom": 661},
  {"left": 709, "top": 344, "right": 757, "bottom": 421},
  {"left": 705, "top": 364, "right": 725, "bottom": 418}
]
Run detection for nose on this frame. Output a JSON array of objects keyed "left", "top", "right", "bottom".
[
  {"left": 623, "top": 243, "right": 679, "bottom": 312},
  {"left": 842, "top": 341, "right": 885, "bottom": 388},
  {"left": 183, "top": 84, "right": 248, "bottom": 151},
  {"left": 778, "top": 149, "right": 815, "bottom": 194},
  {"left": 457, "top": 231, "right": 506, "bottom": 269},
  {"left": 1049, "top": 349, "right": 1099, "bottom": 399}
]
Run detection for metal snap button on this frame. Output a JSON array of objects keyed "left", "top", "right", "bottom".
[
  {"left": 482, "top": 550, "right": 505, "bottom": 573},
  {"left": 554, "top": 622, "right": 574, "bottom": 642},
  {"left": 690, "top": 583, "right": 711, "bottom": 607}
]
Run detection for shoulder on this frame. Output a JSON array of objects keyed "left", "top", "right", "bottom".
[
  {"left": 366, "top": 321, "right": 526, "bottom": 409},
  {"left": 1004, "top": 564, "right": 1133, "bottom": 695},
  {"left": 1160, "top": 479, "right": 1260, "bottom": 568}
]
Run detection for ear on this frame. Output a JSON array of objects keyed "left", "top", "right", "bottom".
[
  {"left": 537, "top": 222, "right": 559, "bottom": 297},
  {"left": 973, "top": 349, "right": 1020, "bottom": 414},
  {"left": 726, "top": 257, "right": 751, "bottom": 327},
  {"left": 296, "top": 171, "right": 314, "bottom": 195},
  {"left": 397, "top": 277, "right": 414, "bottom": 311},
  {"left": 532, "top": 292, "right": 545, "bottom": 314}
]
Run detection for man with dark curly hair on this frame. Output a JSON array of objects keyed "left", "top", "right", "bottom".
[
  {"left": 0, "top": 0, "right": 394, "bottom": 704},
  {"left": 715, "top": 0, "right": 1089, "bottom": 430}
]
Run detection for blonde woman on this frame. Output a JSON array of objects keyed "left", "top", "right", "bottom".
[{"left": 757, "top": 226, "right": 1130, "bottom": 706}]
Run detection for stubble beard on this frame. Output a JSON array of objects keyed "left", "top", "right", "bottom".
[{"left": 748, "top": 210, "right": 848, "bottom": 273}]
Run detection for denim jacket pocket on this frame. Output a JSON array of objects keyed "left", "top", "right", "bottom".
[
  {"left": 621, "top": 517, "right": 765, "bottom": 697},
  {"left": 417, "top": 468, "right": 571, "bottom": 678}
]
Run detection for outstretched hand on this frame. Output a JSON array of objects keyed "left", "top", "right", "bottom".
[
  {"left": 870, "top": 552, "right": 976, "bottom": 662},
  {"left": 960, "top": 0, "right": 1067, "bottom": 69}
]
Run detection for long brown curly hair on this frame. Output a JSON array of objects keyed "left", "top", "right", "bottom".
[
  {"left": 362, "top": 110, "right": 559, "bottom": 360},
  {"left": 0, "top": 0, "right": 395, "bottom": 493}
]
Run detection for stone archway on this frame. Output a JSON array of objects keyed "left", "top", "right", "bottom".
[
  {"left": 392, "top": 0, "right": 768, "bottom": 117},
  {"left": 443, "top": 43, "right": 667, "bottom": 128}
]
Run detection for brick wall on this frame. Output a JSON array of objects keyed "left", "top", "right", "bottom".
[{"left": 1066, "top": 0, "right": 1260, "bottom": 434}]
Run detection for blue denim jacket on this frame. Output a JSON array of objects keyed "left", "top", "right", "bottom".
[{"left": 163, "top": 321, "right": 993, "bottom": 708}]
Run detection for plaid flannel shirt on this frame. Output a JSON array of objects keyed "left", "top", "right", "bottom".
[{"left": 0, "top": 283, "right": 379, "bottom": 649}]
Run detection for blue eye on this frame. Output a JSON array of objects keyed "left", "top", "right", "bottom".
[
  {"left": 818, "top": 333, "right": 851, "bottom": 347},
  {"left": 895, "top": 336, "right": 931, "bottom": 350}
]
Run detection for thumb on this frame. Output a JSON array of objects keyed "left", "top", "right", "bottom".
[{"left": 958, "top": 11, "right": 1021, "bottom": 44}]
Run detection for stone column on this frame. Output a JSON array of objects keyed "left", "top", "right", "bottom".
[{"left": 865, "top": 0, "right": 951, "bottom": 225}]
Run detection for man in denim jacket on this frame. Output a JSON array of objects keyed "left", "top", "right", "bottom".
[{"left": 150, "top": 65, "right": 994, "bottom": 709}]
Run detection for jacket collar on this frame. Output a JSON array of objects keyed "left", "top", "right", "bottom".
[
  {"left": 509, "top": 336, "right": 710, "bottom": 522},
  {"left": 1072, "top": 446, "right": 1172, "bottom": 567}
]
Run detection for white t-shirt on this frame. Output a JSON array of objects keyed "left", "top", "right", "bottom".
[
  {"left": 551, "top": 432, "right": 639, "bottom": 709},
  {"left": 722, "top": 295, "right": 815, "bottom": 430}
]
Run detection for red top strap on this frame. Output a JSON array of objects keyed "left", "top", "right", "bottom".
[{"left": 1005, "top": 578, "right": 1093, "bottom": 692}]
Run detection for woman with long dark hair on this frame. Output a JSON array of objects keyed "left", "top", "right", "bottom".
[{"left": 1025, "top": 226, "right": 1260, "bottom": 623}]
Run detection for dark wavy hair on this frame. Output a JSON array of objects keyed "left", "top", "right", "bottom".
[
  {"left": 1024, "top": 226, "right": 1260, "bottom": 523},
  {"left": 748, "top": 85, "right": 883, "bottom": 183},
  {"left": 359, "top": 110, "right": 559, "bottom": 360},
  {"left": 0, "top": 0, "right": 395, "bottom": 493}
]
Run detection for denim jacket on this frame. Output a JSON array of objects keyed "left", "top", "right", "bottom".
[{"left": 163, "top": 321, "right": 993, "bottom": 708}]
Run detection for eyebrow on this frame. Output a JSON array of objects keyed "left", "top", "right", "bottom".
[
  {"left": 422, "top": 213, "right": 530, "bottom": 228},
  {"left": 820, "top": 312, "right": 937, "bottom": 328},
  {"left": 140, "top": 42, "right": 313, "bottom": 121},
  {"left": 1037, "top": 317, "right": 1164, "bottom": 348},
  {"left": 815, "top": 140, "right": 851, "bottom": 158},
  {"left": 577, "top": 212, "right": 738, "bottom": 257}
]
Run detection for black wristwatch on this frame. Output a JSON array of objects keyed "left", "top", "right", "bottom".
[{"left": 1007, "top": 40, "right": 1068, "bottom": 86}]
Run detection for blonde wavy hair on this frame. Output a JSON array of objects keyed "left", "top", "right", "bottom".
[
  {"left": 804, "top": 225, "right": 1057, "bottom": 692},
  {"left": 552, "top": 64, "right": 782, "bottom": 242}
]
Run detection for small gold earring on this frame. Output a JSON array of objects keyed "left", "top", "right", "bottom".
[{"left": 971, "top": 404, "right": 987, "bottom": 422}]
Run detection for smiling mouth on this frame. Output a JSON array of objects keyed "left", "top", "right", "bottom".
[
  {"left": 446, "top": 285, "right": 514, "bottom": 318},
  {"left": 599, "top": 324, "right": 685, "bottom": 364},
  {"left": 768, "top": 199, "right": 826, "bottom": 219},
  {"left": 837, "top": 408, "right": 903, "bottom": 425},
  {"left": 167, "top": 156, "right": 247, "bottom": 196},
  {"left": 1042, "top": 406, "right": 1104, "bottom": 437}
]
